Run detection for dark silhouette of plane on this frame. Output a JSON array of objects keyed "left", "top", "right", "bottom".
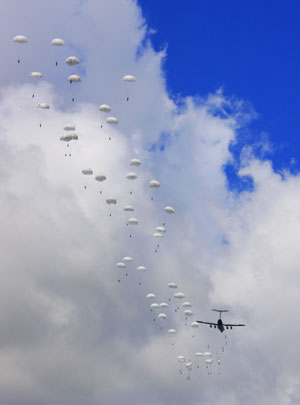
[{"left": 197, "top": 309, "right": 245, "bottom": 333}]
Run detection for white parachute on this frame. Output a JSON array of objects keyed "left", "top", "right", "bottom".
[
  {"left": 65, "top": 56, "right": 80, "bottom": 66},
  {"left": 146, "top": 293, "right": 156, "bottom": 299},
  {"left": 168, "top": 282, "right": 177, "bottom": 289},
  {"left": 95, "top": 174, "right": 107, "bottom": 182},
  {"left": 123, "top": 205, "right": 134, "bottom": 212},
  {"left": 149, "top": 180, "right": 160, "bottom": 189},
  {"left": 116, "top": 262, "right": 126, "bottom": 269},
  {"left": 174, "top": 292, "right": 185, "bottom": 299},
  {"left": 123, "top": 75, "right": 136, "bottom": 82},
  {"left": 99, "top": 104, "right": 111, "bottom": 113},
  {"left": 122, "top": 256, "right": 133, "bottom": 262},
  {"left": 29, "top": 72, "right": 43, "bottom": 79},
  {"left": 126, "top": 172, "right": 138, "bottom": 180},
  {"left": 82, "top": 169, "right": 93, "bottom": 175},
  {"left": 130, "top": 159, "right": 141, "bottom": 167},
  {"left": 51, "top": 38, "right": 64, "bottom": 46},
  {"left": 164, "top": 206, "right": 175, "bottom": 214},
  {"left": 128, "top": 218, "right": 138, "bottom": 225},
  {"left": 106, "top": 117, "right": 118, "bottom": 125}
]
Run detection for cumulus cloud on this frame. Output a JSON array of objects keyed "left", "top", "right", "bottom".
[{"left": 0, "top": 0, "right": 299, "bottom": 404}]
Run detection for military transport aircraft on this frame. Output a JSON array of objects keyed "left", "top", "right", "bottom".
[{"left": 197, "top": 309, "right": 245, "bottom": 333}]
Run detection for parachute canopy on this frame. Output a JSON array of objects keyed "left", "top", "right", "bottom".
[
  {"left": 123, "top": 205, "right": 134, "bottom": 212},
  {"left": 174, "top": 292, "right": 185, "bottom": 299},
  {"left": 99, "top": 104, "right": 111, "bottom": 113},
  {"left": 184, "top": 310, "right": 193, "bottom": 317},
  {"left": 150, "top": 303, "right": 159, "bottom": 309},
  {"left": 122, "top": 256, "right": 133, "bottom": 262},
  {"left": 158, "top": 313, "right": 167, "bottom": 320},
  {"left": 82, "top": 168, "right": 93, "bottom": 175},
  {"left": 60, "top": 134, "right": 78, "bottom": 142},
  {"left": 177, "top": 356, "right": 186, "bottom": 363},
  {"left": 116, "top": 262, "right": 126, "bottom": 269},
  {"left": 106, "top": 198, "right": 117, "bottom": 205},
  {"left": 182, "top": 302, "right": 192, "bottom": 308},
  {"left": 37, "top": 103, "right": 49, "bottom": 109},
  {"left": 106, "top": 117, "right": 118, "bottom": 125},
  {"left": 149, "top": 180, "right": 160, "bottom": 189},
  {"left": 159, "top": 302, "right": 168, "bottom": 308},
  {"left": 29, "top": 72, "right": 43, "bottom": 78},
  {"left": 51, "top": 38, "right": 64, "bottom": 46},
  {"left": 128, "top": 218, "right": 138, "bottom": 225},
  {"left": 191, "top": 322, "right": 199, "bottom": 328},
  {"left": 153, "top": 233, "right": 163, "bottom": 238},
  {"left": 156, "top": 226, "right": 166, "bottom": 233},
  {"left": 95, "top": 174, "right": 107, "bottom": 182},
  {"left": 65, "top": 56, "right": 80, "bottom": 66},
  {"left": 126, "top": 172, "right": 138, "bottom": 180},
  {"left": 146, "top": 293, "right": 156, "bottom": 299},
  {"left": 168, "top": 282, "right": 177, "bottom": 289},
  {"left": 168, "top": 329, "right": 176, "bottom": 334},
  {"left": 13, "top": 35, "right": 28, "bottom": 43},
  {"left": 123, "top": 75, "right": 136, "bottom": 82},
  {"left": 67, "top": 74, "right": 81, "bottom": 83},
  {"left": 136, "top": 266, "right": 146, "bottom": 271},
  {"left": 64, "top": 124, "right": 75, "bottom": 131},
  {"left": 164, "top": 206, "right": 175, "bottom": 214},
  {"left": 130, "top": 159, "right": 141, "bottom": 167}
]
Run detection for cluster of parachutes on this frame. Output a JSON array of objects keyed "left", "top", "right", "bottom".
[{"left": 13, "top": 34, "right": 226, "bottom": 380}]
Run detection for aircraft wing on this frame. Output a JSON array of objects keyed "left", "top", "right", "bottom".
[
  {"left": 196, "top": 321, "right": 218, "bottom": 326},
  {"left": 223, "top": 323, "right": 245, "bottom": 327}
]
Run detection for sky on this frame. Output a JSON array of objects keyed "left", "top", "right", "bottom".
[
  {"left": 0, "top": 0, "right": 300, "bottom": 404},
  {"left": 139, "top": 0, "right": 300, "bottom": 187}
]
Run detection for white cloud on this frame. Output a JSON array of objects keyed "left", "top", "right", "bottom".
[{"left": 0, "top": 0, "right": 299, "bottom": 404}]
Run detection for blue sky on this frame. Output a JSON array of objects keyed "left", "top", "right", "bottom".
[{"left": 139, "top": 0, "right": 300, "bottom": 188}]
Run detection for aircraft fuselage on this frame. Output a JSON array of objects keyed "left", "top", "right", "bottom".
[{"left": 217, "top": 319, "right": 225, "bottom": 333}]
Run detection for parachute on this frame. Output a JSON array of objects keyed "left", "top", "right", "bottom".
[
  {"left": 174, "top": 292, "right": 185, "bottom": 299},
  {"left": 51, "top": 38, "right": 65, "bottom": 66},
  {"left": 153, "top": 233, "right": 163, "bottom": 238},
  {"left": 159, "top": 303, "right": 168, "bottom": 308},
  {"left": 106, "top": 117, "right": 118, "bottom": 125},
  {"left": 136, "top": 266, "right": 146, "bottom": 271},
  {"left": 13, "top": 35, "right": 28, "bottom": 63},
  {"left": 82, "top": 169, "right": 93, "bottom": 175},
  {"left": 156, "top": 226, "right": 166, "bottom": 233},
  {"left": 146, "top": 293, "right": 156, "bottom": 299},
  {"left": 37, "top": 103, "right": 49, "bottom": 109},
  {"left": 123, "top": 75, "right": 136, "bottom": 82},
  {"left": 164, "top": 206, "right": 175, "bottom": 214},
  {"left": 158, "top": 313, "right": 167, "bottom": 320},
  {"left": 168, "top": 329, "right": 176, "bottom": 334},
  {"left": 99, "top": 104, "right": 111, "bottom": 113},
  {"left": 184, "top": 310, "right": 193, "bottom": 317},
  {"left": 63, "top": 124, "right": 75, "bottom": 131},
  {"left": 182, "top": 302, "right": 192, "bottom": 308},
  {"left": 60, "top": 134, "right": 78, "bottom": 142},
  {"left": 51, "top": 38, "right": 64, "bottom": 46},
  {"left": 191, "top": 322, "right": 199, "bottom": 328},
  {"left": 150, "top": 303, "right": 159, "bottom": 309},
  {"left": 106, "top": 198, "right": 117, "bottom": 205},
  {"left": 130, "top": 159, "right": 141, "bottom": 167},
  {"left": 122, "top": 256, "right": 133, "bottom": 262},
  {"left": 177, "top": 356, "right": 186, "bottom": 363},
  {"left": 126, "top": 172, "right": 138, "bottom": 180},
  {"left": 123, "top": 75, "right": 136, "bottom": 101},
  {"left": 149, "top": 180, "right": 160, "bottom": 189},
  {"left": 128, "top": 218, "right": 138, "bottom": 225},
  {"left": 65, "top": 56, "right": 80, "bottom": 66},
  {"left": 123, "top": 205, "right": 134, "bottom": 212},
  {"left": 95, "top": 174, "right": 107, "bottom": 182},
  {"left": 168, "top": 282, "right": 177, "bottom": 289},
  {"left": 29, "top": 72, "right": 43, "bottom": 79},
  {"left": 13, "top": 35, "right": 28, "bottom": 43},
  {"left": 116, "top": 262, "right": 126, "bottom": 269}
]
